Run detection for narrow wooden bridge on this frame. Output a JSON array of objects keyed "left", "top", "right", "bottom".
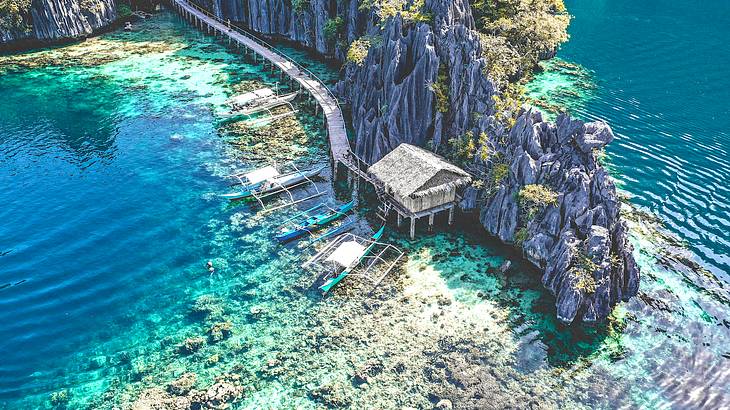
[{"left": 169, "top": 0, "right": 350, "bottom": 166}]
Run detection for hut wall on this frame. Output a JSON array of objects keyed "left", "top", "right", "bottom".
[{"left": 399, "top": 188, "right": 456, "bottom": 214}]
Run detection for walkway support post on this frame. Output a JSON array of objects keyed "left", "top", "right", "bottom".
[{"left": 410, "top": 217, "right": 416, "bottom": 239}]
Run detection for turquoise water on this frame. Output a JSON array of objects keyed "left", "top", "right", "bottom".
[{"left": 1, "top": 7, "right": 729, "bottom": 410}]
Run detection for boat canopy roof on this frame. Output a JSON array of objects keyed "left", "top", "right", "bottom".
[
  {"left": 228, "top": 88, "right": 274, "bottom": 106},
  {"left": 245, "top": 165, "right": 279, "bottom": 184},
  {"left": 325, "top": 240, "right": 365, "bottom": 267}
]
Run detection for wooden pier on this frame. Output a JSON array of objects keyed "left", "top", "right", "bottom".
[
  {"left": 169, "top": 0, "right": 349, "bottom": 166},
  {"left": 169, "top": 2, "right": 471, "bottom": 239}
]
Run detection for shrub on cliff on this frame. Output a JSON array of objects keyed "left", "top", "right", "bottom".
[
  {"left": 292, "top": 0, "right": 310, "bottom": 14},
  {"left": 571, "top": 250, "right": 598, "bottom": 294},
  {"left": 347, "top": 37, "right": 372, "bottom": 65},
  {"left": 472, "top": 0, "right": 570, "bottom": 85},
  {"left": 517, "top": 184, "right": 558, "bottom": 220},
  {"left": 359, "top": 0, "right": 431, "bottom": 25},
  {"left": 0, "top": 0, "right": 32, "bottom": 32},
  {"left": 430, "top": 67, "right": 449, "bottom": 114},
  {"left": 324, "top": 17, "right": 344, "bottom": 41}
]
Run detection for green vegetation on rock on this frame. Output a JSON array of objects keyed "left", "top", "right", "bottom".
[
  {"left": 0, "top": 0, "right": 32, "bottom": 32},
  {"left": 571, "top": 250, "right": 598, "bottom": 294},
  {"left": 471, "top": 0, "right": 570, "bottom": 86},
  {"left": 359, "top": 0, "right": 431, "bottom": 25},
  {"left": 347, "top": 37, "right": 372, "bottom": 65},
  {"left": 449, "top": 131, "right": 476, "bottom": 167},
  {"left": 117, "top": 3, "right": 132, "bottom": 18},
  {"left": 431, "top": 65, "right": 449, "bottom": 114},
  {"left": 517, "top": 184, "right": 558, "bottom": 221},
  {"left": 292, "top": 0, "right": 310, "bottom": 14},
  {"left": 80, "top": 0, "right": 101, "bottom": 12},
  {"left": 324, "top": 16, "right": 344, "bottom": 41},
  {"left": 514, "top": 226, "right": 529, "bottom": 246}
]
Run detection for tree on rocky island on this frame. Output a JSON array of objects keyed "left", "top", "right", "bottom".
[{"left": 471, "top": 0, "right": 571, "bottom": 85}]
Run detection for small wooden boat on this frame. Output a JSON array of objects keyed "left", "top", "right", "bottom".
[
  {"left": 276, "top": 201, "right": 355, "bottom": 243},
  {"left": 225, "top": 88, "right": 275, "bottom": 108},
  {"left": 220, "top": 89, "right": 298, "bottom": 119},
  {"left": 221, "top": 165, "right": 324, "bottom": 201},
  {"left": 319, "top": 226, "right": 385, "bottom": 293}
]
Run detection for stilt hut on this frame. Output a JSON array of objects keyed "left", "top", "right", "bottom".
[{"left": 367, "top": 144, "right": 472, "bottom": 238}]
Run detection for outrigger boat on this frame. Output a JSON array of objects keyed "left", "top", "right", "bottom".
[
  {"left": 319, "top": 226, "right": 385, "bottom": 292},
  {"left": 220, "top": 88, "right": 298, "bottom": 119},
  {"left": 275, "top": 201, "right": 355, "bottom": 243},
  {"left": 222, "top": 164, "right": 324, "bottom": 201},
  {"left": 302, "top": 226, "right": 404, "bottom": 293}
]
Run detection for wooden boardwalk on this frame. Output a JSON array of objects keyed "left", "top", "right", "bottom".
[{"left": 169, "top": 0, "right": 350, "bottom": 163}]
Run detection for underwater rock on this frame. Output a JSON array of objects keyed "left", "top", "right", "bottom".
[
  {"left": 208, "top": 321, "right": 233, "bottom": 343},
  {"left": 352, "top": 358, "right": 384, "bottom": 385},
  {"left": 135, "top": 374, "right": 242, "bottom": 409},
  {"left": 49, "top": 389, "right": 70, "bottom": 407},
  {"left": 132, "top": 388, "right": 193, "bottom": 410},
  {"left": 168, "top": 373, "right": 197, "bottom": 396},
  {"left": 207, "top": 354, "right": 220, "bottom": 366},
  {"left": 309, "top": 382, "right": 352, "bottom": 407},
  {"left": 178, "top": 337, "right": 206, "bottom": 355},
  {"left": 192, "top": 373, "right": 244, "bottom": 409},
  {"left": 191, "top": 294, "right": 224, "bottom": 320}
]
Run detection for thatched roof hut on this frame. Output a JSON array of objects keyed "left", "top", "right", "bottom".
[{"left": 367, "top": 144, "right": 472, "bottom": 215}]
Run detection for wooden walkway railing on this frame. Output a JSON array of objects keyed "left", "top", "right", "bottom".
[{"left": 169, "top": 0, "right": 350, "bottom": 164}]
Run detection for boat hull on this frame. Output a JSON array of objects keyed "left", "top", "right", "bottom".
[{"left": 275, "top": 201, "right": 354, "bottom": 242}]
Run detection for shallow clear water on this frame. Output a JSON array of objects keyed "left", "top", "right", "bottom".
[{"left": 1, "top": 7, "right": 729, "bottom": 410}]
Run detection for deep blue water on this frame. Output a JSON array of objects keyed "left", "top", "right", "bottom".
[{"left": 559, "top": 0, "right": 730, "bottom": 280}]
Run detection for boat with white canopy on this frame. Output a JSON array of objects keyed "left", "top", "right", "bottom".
[
  {"left": 220, "top": 87, "right": 298, "bottom": 119},
  {"left": 222, "top": 162, "right": 325, "bottom": 212},
  {"left": 302, "top": 226, "right": 404, "bottom": 293}
]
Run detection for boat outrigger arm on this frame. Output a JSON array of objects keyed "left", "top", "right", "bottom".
[{"left": 301, "top": 226, "right": 404, "bottom": 293}]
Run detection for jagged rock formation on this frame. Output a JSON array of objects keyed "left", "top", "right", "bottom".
[
  {"left": 477, "top": 110, "right": 639, "bottom": 323},
  {"left": 0, "top": 0, "right": 116, "bottom": 45},
  {"left": 196, "top": 0, "right": 365, "bottom": 59}
]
